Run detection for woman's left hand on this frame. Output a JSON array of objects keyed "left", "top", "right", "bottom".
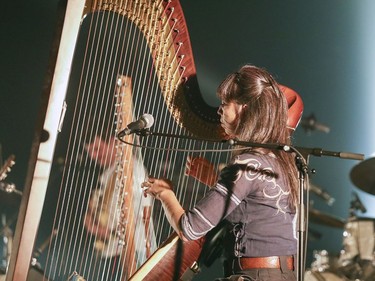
[
  {"left": 185, "top": 156, "right": 218, "bottom": 187},
  {"left": 141, "top": 177, "right": 173, "bottom": 199}
]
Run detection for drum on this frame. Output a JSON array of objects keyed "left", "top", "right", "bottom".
[
  {"left": 337, "top": 217, "right": 375, "bottom": 280},
  {"left": 339, "top": 217, "right": 375, "bottom": 262}
]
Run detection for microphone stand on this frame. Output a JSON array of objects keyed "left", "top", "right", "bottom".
[{"left": 119, "top": 130, "right": 365, "bottom": 281}]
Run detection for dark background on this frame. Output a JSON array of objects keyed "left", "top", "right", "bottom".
[{"left": 1, "top": 0, "right": 375, "bottom": 279}]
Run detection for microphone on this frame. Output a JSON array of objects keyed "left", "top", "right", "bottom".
[
  {"left": 117, "top": 113, "right": 154, "bottom": 137},
  {"left": 301, "top": 113, "right": 330, "bottom": 133},
  {"left": 309, "top": 182, "right": 335, "bottom": 206},
  {"left": 352, "top": 191, "right": 367, "bottom": 213}
]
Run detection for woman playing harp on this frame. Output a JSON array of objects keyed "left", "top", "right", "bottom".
[
  {"left": 7, "top": 0, "right": 303, "bottom": 280},
  {"left": 141, "top": 64, "right": 302, "bottom": 281}
]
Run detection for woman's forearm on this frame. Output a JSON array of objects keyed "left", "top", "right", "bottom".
[{"left": 158, "top": 189, "right": 187, "bottom": 240}]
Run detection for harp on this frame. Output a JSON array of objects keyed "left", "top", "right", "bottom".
[{"left": 7, "top": 1, "right": 303, "bottom": 281}]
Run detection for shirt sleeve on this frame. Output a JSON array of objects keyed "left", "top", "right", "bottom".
[{"left": 180, "top": 161, "right": 256, "bottom": 240}]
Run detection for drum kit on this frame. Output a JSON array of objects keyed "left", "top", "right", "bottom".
[{"left": 305, "top": 157, "right": 375, "bottom": 281}]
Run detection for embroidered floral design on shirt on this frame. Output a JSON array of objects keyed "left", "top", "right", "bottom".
[{"left": 234, "top": 157, "right": 290, "bottom": 214}]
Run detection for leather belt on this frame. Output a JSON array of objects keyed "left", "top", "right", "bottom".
[{"left": 237, "top": 256, "right": 294, "bottom": 270}]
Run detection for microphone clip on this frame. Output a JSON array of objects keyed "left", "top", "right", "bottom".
[
  {"left": 117, "top": 128, "right": 151, "bottom": 138},
  {"left": 134, "top": 128, "right": 151, "bottom": 136}
]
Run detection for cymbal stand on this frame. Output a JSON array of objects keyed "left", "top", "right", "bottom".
[{"left": 349, "top": 191, "right": 367, "bottom": 218}]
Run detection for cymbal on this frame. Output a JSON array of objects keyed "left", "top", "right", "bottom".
[
  {"left": 350, "top": 157, "right": 375, "bottom": 195},
  {"left": 309, "top": 208, "right": 346, "bottom": 228}
]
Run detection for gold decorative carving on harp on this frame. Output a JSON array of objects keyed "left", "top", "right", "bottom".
[{"left": 7, "top": 0, "right": 230, "bottom": 281}]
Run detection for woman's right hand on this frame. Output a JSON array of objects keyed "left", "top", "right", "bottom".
[
  {"left": 141, "top": 177, "right": 173, "bottom": 199},
  {"left": 185, "top": 156, "right": 218, "bottom": 187}
]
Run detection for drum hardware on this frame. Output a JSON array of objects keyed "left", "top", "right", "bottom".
[
  {"left": 26, "top": 255, "right": 53, "bottom": 281},
  {"left": 304, "top": 270, "right": 349, "bottom": 281},
  {"left": 305, "top": 250, "right": 349, "bottom": 281},
  {"left": 300, "top": 113, "right": 331, "bottom": 134},
  {"left": 308, "top": 227, "right": 322, "bottom": 241},
  {"left": 0, "top": 214, "right": 13, "bottom": 277},
  {"left": 0, "top": 154, "right": 22, "bottom": 211},
  {"left": 26, "top": 260, "right": 53, "bottom": 281},
  {"left": 309, "top": 181, "right": 335, "bottom": 206},
  {"left": 349, "top": 191, "right": 367, "bottom": 215},
  {"left": 27, "top": 259, "right": 53, "bottom": 281},
  {"left": 0, "top": 155, "right": 15, "bottom": 182},
  {"left": 33, "top": 228, "right": 58, "bottom": 259},
  {"left": 311, "top": 250, "right": 335, "bottom": 272},
  {"left": 27, "top": 228, "right": 58, "bottom": 280},
  {"left": 0, "top": 182, "right": 22, "bottom": 197},
  {"left": 337, "top": 253, "right": 375, "bottom": 281},
  {"left": 0, "top": 182, "right": 22, "bottom": 210},
  {"left": 309, "top": 208, "right": 346, "bottom": 229},
  {"left": 350, "top": 157, "right": 375, "bottom": 195}
]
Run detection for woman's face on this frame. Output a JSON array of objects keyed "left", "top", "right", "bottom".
[{"left": 217, "top": 101, "right": 246, "bottom": 137}]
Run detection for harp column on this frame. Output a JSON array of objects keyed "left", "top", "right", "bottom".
[{"left": 6, "top": 1, "right": 86, "bottom": 280}]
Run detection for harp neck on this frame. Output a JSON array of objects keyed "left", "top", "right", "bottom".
[{"left": 84, "top": 0, "right": 223, "bottom": 139}]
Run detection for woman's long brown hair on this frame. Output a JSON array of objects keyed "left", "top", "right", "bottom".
[{"left": 217, "top": 64, "right": 299, "bottom": 209}]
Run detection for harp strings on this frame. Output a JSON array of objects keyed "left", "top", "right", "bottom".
[
  {"left": 43, "top": 1, "right": 230, "bottom": 280},
  {"left": 44, "top": 6, "right": 130, "bottom": 280}
]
